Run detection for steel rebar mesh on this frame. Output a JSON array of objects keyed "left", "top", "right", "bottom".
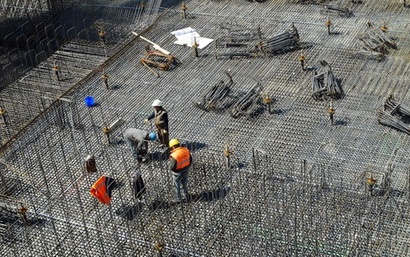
[{"left": 1, "top": 0, "right": 410, "bottom": 256}]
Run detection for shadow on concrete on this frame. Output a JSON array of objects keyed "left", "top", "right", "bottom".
[{"left": 115, "top": 202, "right": 144, "bottom": 221}]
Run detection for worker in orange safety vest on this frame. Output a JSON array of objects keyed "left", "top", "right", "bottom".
[
  {"left": 90, "top": 175, "right": 116, "bottom": 205},
  {"left": 168, "top": 139, "right": 192, "bottom": 203}
]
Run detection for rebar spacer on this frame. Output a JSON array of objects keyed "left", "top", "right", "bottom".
[
  {"left": 98, "top": 30, "right": 106, "bottom": 38},
  {"left": 153, "top": 241, "right": 164, "bottom": 251},
  {"left": 380, "top": 25, "right": 388, "bottom": 32},
  {"left": 224, "top": 149, "right": 233, "bottom": 157},
  {"left": 367, "top": 177, "right": 377, "bottom": 185},
  {"left": 102, "top": 127, "right": 110, "bottom": 134},
  {"left": 140, "top": 1, "right": 145, "bottom": 8},
  {"left": 263, "top": 96, "right": 272, "bottom": 104},
  {"left": 18, "top": 206, "right": 28, "bottom": 215}
]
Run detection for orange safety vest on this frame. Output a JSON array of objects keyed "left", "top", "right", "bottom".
[
  {"left": 90, "top": 176, "right": 112, "bottom": 205},
  {"left": 170, "top": 147, "right": 191, "bottom": 171}
]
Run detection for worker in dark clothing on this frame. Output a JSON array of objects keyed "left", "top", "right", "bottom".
[
  {"left": 144, "top": 99, "right": 169, "bottom": 147},
  {"left": 168, "top": 139, "right": 192, "bottom": 203},
  {"left": 123, "top": 128, "right": 157, "bottom": 162},
  {"left": 132, "top": 172, "right": 146, "bottom": 202}
]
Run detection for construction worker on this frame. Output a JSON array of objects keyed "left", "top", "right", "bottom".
[
  {"left": 169, "top": 139, "right": 192, "bottom": 203},
  {"left": 144, "top": 99, "right": 169, "bottom": 147},
  {"left": 123, "top": 128, "right": 157, "bottom": 163},
  {"left": 90, "top": 175, "right": 116, "bottom": 205},
  {"left": 132, "top": 172, "right": 146, "bottom": 203}
]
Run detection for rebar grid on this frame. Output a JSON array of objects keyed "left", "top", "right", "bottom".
[{"left": 1, "top": 0, "right": 410, "bottom": 256}]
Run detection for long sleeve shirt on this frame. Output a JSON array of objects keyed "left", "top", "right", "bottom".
[
  {"left": 123, "top": 128, "right": 148, "bottom": 150},
  {"left": 147, "top": 108, "right": 169, "bottom": 130}
]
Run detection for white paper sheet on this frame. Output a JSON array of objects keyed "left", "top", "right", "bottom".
[{"left": 171, "top": 27, "right": 214, "bottom": 49}]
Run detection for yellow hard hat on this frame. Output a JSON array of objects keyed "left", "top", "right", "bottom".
[{"left": 169, "top": 138, "right": 179, "bottom": 148}]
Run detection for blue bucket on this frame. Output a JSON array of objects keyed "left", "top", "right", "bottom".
[{"left": 84, "top": 96, "right": 95, "bottom": 107}]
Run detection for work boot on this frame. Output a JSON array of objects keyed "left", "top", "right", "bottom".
[{"left": 171, "top": 199, "right": 181, "bottom": 205}]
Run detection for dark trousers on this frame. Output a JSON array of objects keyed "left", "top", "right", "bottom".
[
  {"left": 173, "top": 169, "right": 188, "bottom": 201},
  {"left": 157, "top": 128, "right": 169, "bottom": 147}
]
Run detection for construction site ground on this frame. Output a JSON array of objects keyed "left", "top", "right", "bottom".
[{"left": 1, "top": 0, "right": 410, "bottom": 256}]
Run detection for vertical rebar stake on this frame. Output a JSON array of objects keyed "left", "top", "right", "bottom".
[
  {"left": 263, "top": 94, "right": 273, "bottom": 114},
  {"left": 224, "top": 144, "right": 233, "bottom": 170},
  {"left": 0, "top": 107, "right": 8, "bottom": 127},
  {"left": 102, "top": 126, "right": 111, "bottom": 144},
  {"left": 298, "top": 51, "right": 306, "bottom": 71},
  {"left": 326, "top": 17, "right": 332, "bottom": 35},
  {"left": 102, "top": 72, "right": 109, "bottom": 89},
  {"left": 380, "top": 21, "right": 388, "bottom": 32},
  {"left": 153, "top": 241, "right": 164, "bottom": 257},
  {"left": 328, "top": 100, "right": 335, "bottom": 125},
  {"left": 193, "top": 37, "right": 199, "bottom": 57},
  {"left": 181, "top": 2, "right": 187, "bottom": 20},
  {"left": 53, "top": 63, "right": 60, "bottom": 81}
]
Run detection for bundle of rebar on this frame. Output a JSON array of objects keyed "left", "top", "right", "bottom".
[
  {"left": 354, "top": 26, "right": 398, "bottom": 60},
  {"left": 312, "top": 60, "right": 342, "bottom": 101},
  {"left": 320, "top": 5, "right": 353, "bottom": 17},
  {"left": 193, "top": 71, "right": 234, "bottom": 112},
  {"left": 258, "top": 24, "right": 300, "bottom": 55},
  {"left": 229, "top": 83, "right": 263, "bottom": 118},
  {"left": 384, "top": 96, "right": 410, "bottom": 116},
  {"left": 378, "top": 110, "right": 410, "bottom": 134},
  {"left": 378, "top": 96, "right": 410, "bottom": 134}
]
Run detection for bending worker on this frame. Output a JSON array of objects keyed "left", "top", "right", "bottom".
[
  {"left": 169, "top": 139, "right": 192, "bottom": 203},
  {"left": 144, "top": 99, "right": 169, "bottom": 147},
  {"left": 123, "top": 128, "right": 157, "bottom": 163}
]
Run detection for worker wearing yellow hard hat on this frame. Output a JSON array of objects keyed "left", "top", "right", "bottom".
[{"left": 168, "top": 138, "right": 192, "bottom": 203}]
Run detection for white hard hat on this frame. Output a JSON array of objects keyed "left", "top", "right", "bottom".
[{"left": 152, "top": 99, "right": 163, "bottom": 107}]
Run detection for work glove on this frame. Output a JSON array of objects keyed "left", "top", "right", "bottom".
[{"left": 144, "top": 118, "right": 149, "bottom": 124}]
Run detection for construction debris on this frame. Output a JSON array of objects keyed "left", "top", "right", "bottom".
[
  {"left": 378, "top": 96, "right": 410, "bottom": 134},
  {"left": 312, "top": 61, "right": 343, "bottom": 101},
  {"left": 140, "top": 47, "right": 181, "bottom": 77}
]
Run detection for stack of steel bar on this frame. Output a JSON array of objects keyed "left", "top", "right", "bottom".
[
  {"left": 257, "top": 24, "right": 300, "bottom": 56},
  {"left": 378, "top": 96, "right": 410, "bottom": 134},
  {"left": 320, "top": 5, "right": 353, "bottom": 17},
  {"left": 312, "top": 60, "right": 342, "bottom": 101},
  {"left": 354, "top": 25, "right": 398, "bottom": 61}
]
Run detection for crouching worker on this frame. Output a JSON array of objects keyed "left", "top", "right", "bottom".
[
  {"left": 123, "top": 128, "right": 157, "bottom": 163},
  {"left": 169, "top": 139, "right": 192, "bottom": 203},
  {"left": 90, "top": 175, "right": 116, "bottom": 205}
]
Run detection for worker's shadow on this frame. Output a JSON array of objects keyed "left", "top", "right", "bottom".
[
  {"left": 184, "top": 141, "right": 207, "bottom": 152},
  {"left": 148, "top": 187, "right": 231, "bottom": 210},
  {"left": 115, "top": 202, "right": 144, "bottom": 221},
  {"left": 192, "top": 187, "right": 231, "bottom": 202}
]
